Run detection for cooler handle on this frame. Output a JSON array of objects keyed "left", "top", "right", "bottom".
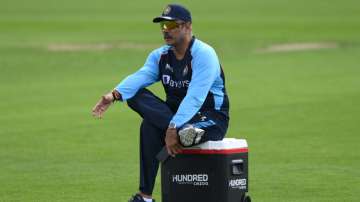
[{"left": 231, "top": 159, "right": 244, "bottom": 175}]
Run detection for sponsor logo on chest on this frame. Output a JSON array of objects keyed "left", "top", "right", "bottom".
[
  {"left": 162, "top": 75, "right": 190, "bottom": 88},
  {"left": 162, "top": 63, "right": 190, "bottom": 88}
]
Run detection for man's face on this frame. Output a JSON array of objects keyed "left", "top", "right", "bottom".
[{"left": 160, "top": 20, "right": 190, "bottom": 46}]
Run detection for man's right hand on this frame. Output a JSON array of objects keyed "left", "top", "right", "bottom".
[
  {"left": 92, "top": 92, "right": 114, "bottom": 118},
  {"left": 165, "top": 128, "right": 183, "bottom": 157}
]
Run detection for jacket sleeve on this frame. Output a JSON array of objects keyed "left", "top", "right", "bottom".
[{"left": 114, "top": 49, "right": 161, "bottom": 101}]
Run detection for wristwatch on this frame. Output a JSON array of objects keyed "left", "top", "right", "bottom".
[
  {"left": 112, "top": 90, "right": 122, "bottom": 101},
  {"left": 168, "top": 122, "right": 177, "bottom": 129}
]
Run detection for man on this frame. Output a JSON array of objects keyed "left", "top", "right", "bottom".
[{"left": 92, "top": 4, "right": 229, "bottom": 202}]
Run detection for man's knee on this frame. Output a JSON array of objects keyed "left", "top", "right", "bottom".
[{"left": 127, "top": 88, "right": 150, "bottom": 109}]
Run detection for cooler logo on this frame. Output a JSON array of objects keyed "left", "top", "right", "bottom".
[
  {"left": 172, "top": 174, "right": 209, "bottom": 186},
  {"left": 229, "top": 178, "right": 247, "bottom": 190}
]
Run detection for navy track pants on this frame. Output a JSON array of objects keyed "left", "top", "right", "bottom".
[{"left": 126, "top": 88, "right": 229, "bottom": 195}]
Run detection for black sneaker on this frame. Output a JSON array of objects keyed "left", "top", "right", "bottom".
[{"left": 128, "top": 194, "right": 155, "bottom": 202}]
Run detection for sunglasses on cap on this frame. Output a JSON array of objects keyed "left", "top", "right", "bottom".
[{"left": 160, "top": 21, "right": 185, "bottom": 31}]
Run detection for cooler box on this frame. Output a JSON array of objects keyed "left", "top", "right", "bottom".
[{"left": 161, "top": 138, "right": 250, "bottom": 202}]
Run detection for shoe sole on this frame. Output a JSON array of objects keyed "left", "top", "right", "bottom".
[
  {"left": 179, "top": 127, "right": 205, "bottom": 146},
  {"left": 179, "top": 127, "right": 197, "bottom": 146}
]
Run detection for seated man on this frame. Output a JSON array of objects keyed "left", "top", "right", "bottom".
[{"left": 92, "top": 4, "right": 230, "bottom": 202}]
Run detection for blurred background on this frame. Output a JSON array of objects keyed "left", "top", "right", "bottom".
[{"left": 1, "top": 0, "right": 359, "bottom": 201}]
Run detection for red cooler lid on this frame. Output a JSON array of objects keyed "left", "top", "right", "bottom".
[{"left": 180, "top": 138, "right": 248, "bottom": 154}]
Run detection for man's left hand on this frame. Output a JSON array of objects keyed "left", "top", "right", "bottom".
[
  {"left": 165, "top": 128, "right": 183, "bottom": 157},
  {"left": 92, "top": 92, "right": 114, "bottom": 118}
]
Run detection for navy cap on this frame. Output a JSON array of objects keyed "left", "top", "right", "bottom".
[{"left": 153, "top": 4, "right": 192, "bottom": 23}]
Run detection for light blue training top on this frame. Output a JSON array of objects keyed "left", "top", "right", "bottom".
[{"left": 115, "top": 38, "right": 228, "bottom": 128}]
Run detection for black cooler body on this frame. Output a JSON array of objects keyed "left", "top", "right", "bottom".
[{"left": 161, "top": 138, "right": 249, "bottom": 202}]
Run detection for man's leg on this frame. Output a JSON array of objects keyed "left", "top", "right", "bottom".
[
  {"left": 127, "top": 88, "right": 173, "bottom": 129},
  {"left": 127, "top": 89, "right": 174, "bottom": 196},
  {"left": 182, "top": 111, "right": 229, "bottom": 146},
  {"left": 139, "top": 119, "right": 164, "bottom": 195}
]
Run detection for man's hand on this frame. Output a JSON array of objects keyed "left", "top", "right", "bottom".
[
  {"left": 92, "top": 92, "right": 114, "bottom": 118},
  {"left": 165, "top": 128, "right": 183, "bottom": 157}
]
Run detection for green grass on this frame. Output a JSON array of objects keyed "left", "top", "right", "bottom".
[{"left": 1, "top": 0, "right": 360, "bottom": 201}]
